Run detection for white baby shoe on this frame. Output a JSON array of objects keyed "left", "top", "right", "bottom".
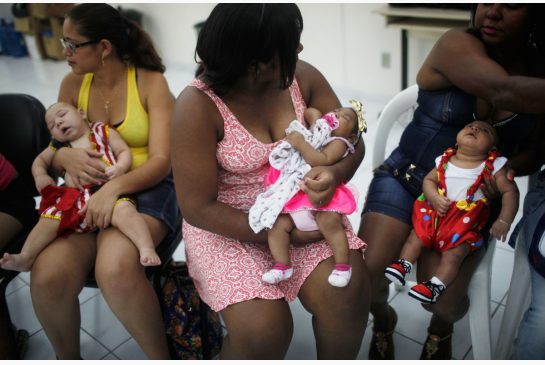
[{"left": 262, "top": 267, "right": 294, "bottom": 284}]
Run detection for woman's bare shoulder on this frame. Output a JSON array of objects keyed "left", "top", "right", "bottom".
[
  {"left": 58, "top": 72, "right": 84, "bottom": 104},
  {"left": 295, "top": 60, "right": 321, "bottom": 84},
  {"left": 136, "top": 67, "right": 165, "bottom": 82},
  {"left": 295, "top": 60, "right": 329, "bottom": 100},
  {"left": 176, "top": 84, "right": 218, "bottom": 118},
  {"left": 174, "top": 83, "right": 223, "bottom": 131},
  {"left": 134, "top": 68, "right": 174, "bottom": 108},
  {"left": 434, "top": 28, "right": 487, "bottom": 54},
  {"left": 295, "top": 60, "right": 339, "bottom": 111},
  {"left": 136, "top": 68, "right": 169, "bottom": 91},
  {"left": 418, "top": 28, "right": 488, "bottom": 88}
]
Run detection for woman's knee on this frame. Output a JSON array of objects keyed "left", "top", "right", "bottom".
[
  {"left": 94, "top": 258, "right": 145, "bottom": 296},
  {"left": 301, "top": 251, "right": 370, "bottom": 318},
  {"left": 31, "top": 260, "right": 83, "bottom": 300},
  {"left": 229, "top": 320, "right": 293, "bottom": 358},
  {"left": 358, "top": 212, "right": 411, "bottom": 277},
  {"left": 30, "top": 237, "right": 94, "bottom": 300},
  {"left": 221, "top": 299, "right": 293, "bottom": 358}
]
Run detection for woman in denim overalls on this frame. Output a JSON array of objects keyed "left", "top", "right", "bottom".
[{"left": 358, "top": 4, "right": 545, "bottom": 359}]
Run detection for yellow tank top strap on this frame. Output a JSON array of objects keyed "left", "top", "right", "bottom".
[
  {"left": 127, "top": 65, "right": 138, "bottom": 101},
  {"left": 117, "top": 65, "right": 150, "bottom": 170},
  {"left": 77, "top": 73, "right": 94, "bottom": 113},
  {"left": 117, "top": 65, "right": 148, "bottom": 133}
]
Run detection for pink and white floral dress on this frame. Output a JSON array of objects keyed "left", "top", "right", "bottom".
[{"left": 183, "top": 78, "right": 366, "bottom": 312}]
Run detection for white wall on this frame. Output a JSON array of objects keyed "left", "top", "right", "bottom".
[
  {"left": 123, "top": 3, "right": 405, "bottom": 99},
  {"left": 299, "top": 3, "right": 402, "bottom": 99},
  {"left": 114, "top": 4, "right": 448, "bottom": 101},
  {"left": 122, "top": 3, "right": 214, "bottom": 73}
]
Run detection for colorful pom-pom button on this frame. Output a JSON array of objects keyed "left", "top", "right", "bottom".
[{"left": 451, "top": 233, "right": 460, "bottom": 243}]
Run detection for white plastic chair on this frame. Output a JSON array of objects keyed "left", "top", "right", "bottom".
[{"left": 374, "top": 84, "right": 495, "bottom": 360}]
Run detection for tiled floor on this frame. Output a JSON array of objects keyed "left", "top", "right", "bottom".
[{"left": 1, "top": 54, "right": 520, "bottom": 360}]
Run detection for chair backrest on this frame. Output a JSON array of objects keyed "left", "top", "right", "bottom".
[
  {"left": 0, "top": 93, "right": 50, "bottom": 197},
  {"left": 372, "top": 84, "right": 419, "bottom": 169}
]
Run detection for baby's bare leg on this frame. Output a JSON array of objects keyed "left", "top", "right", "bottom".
[
  {"left": 0, "top": 217, "right": 60, "bottom": 272},
  {"left": 267, "top": 215, "right": 294, "bottom": 265},
  {"left": 262, "top": 215, "right": 296, "bottom": 284},
  {"left": 434, "top": 244, "right": 471, "bottom": 286},
  {"left": 315, "top": 211, "right": 348, "bottom": 264},
  {"left": 112, "top": 201, "right": 160, "bottom": 267},
  {"left": 399, "top": 230, "right": 424, "bottom": 264},
  {"left": 315, "top": 211, "right": 353, "bottom": 287}
]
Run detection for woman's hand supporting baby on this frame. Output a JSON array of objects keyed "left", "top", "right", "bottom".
[
  {"left": 79, "top": 179, "right": 122, "bottom": 229},
  {"left": 53, "top": 148, "right": 108, "bottom": 189},
  {"left": 299, "top": 166, "right": 337, "bottom": 208}
]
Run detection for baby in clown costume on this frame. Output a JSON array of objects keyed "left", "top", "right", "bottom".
[
  {"left": 0, "top": 102, "right": 160, "bottom": 272},
  {"left": 384, "top": 121, "right": 519, "bottom": 304},
  {"left": 249, "top": 100, "right": 366, "bottom": 288}
]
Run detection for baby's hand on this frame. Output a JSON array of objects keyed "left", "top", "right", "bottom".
[
  {"left": 35, "top": 174, "right": 56, "bottom": 193},
  {"left": 285, "top": 131, "right": 305, "bottom": 148},
  {"left": 105, "top": 164, "right": 123, "bottom": 180},
  {"left": 430, "top": 195, "right": 450, "bottom": 216},
  {"left": 490, "top": 219, "right": 511, "bottom": 242}
]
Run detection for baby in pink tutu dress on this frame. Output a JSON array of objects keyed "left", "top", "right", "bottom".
[{"left": 262, "top": 101, "right": 366, "bottom": 287}]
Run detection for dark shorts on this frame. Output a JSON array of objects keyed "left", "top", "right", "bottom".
[
  {"left": 135, "top": 172, "right": 181, "bottom": 233},
  {"left": 361, "top": 149, "right": 428, "bottom": 226},
  {"left": 0, "top": 177, "right": 38, "bottom": 230},
  {"left": 362, "top": 167, "right": 415, "bottom": 225}
]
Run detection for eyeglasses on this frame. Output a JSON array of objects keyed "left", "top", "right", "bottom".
[{"left": 59, "top": 38, "right": 100, "bottom": 53}]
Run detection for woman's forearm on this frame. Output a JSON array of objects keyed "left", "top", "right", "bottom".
[
  {"left": 497, "top": 76, "right": 545, "bottom": 115},
  {"left": 50, "top": 147, "right": 67, "bottom": 175},
  {"left": 184, "top": 199, "right": 268, "bottom": 244},
  {"left": 332, "top": 139, "right": 365, "bottom": 184}
]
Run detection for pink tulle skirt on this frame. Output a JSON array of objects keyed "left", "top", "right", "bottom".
[{"left": 266, "top": 167, "right": 358, "bottom": 215}]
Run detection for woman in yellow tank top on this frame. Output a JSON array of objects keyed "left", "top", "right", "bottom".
[{"left": 31, "top": 4, "right": 181, "bottom": 360}]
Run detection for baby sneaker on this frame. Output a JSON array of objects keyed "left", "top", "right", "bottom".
[
  {"left": 409, "top": 280, "right": 445, "bottom": 304},
  {"left": 384, "top": 259, "right": 412, "bottom": 286},
  {"left": 262, "top": 263, "right": 293, "bottom": 284},
  {"left": 328, "top": 264, "right": 352, "bottom": 287}
]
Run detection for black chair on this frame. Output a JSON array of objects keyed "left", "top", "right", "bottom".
[{"left": 0, "top": 93, "right": 50, "bottom": 359}]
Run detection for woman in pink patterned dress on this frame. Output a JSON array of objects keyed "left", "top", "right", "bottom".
[{"left": 171, "top": 4, "right": 370, "bottom": 359}]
